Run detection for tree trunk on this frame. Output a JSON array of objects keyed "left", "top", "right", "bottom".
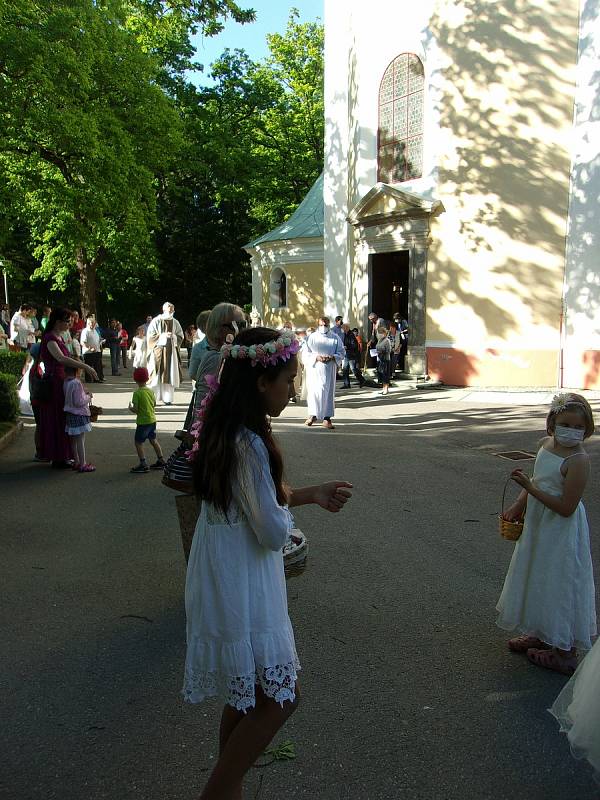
[{"left": 76, "top": 246, "right": 97, "bottom": 319}]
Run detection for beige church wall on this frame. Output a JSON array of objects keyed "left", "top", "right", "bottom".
[
  {"left": 562, "top": 0, "right": 600, "bottom": 390},
  {"left": 324, "top": 0, "right": 589, "bottom": 387},
  {"left": 260, "top": 262, "right": 325, "bottom": 330},
  {"left": 422, "top": 0, "right": 579, "bottom": 387},
  {"left": 427, "top": 346, "right": 558, "bottom": 387}
]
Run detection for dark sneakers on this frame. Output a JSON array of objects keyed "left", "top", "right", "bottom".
[
  {"left": 130, "top": 463, "right": 149, "bottom": 474},
  {"left": 149, "top": 459, "right": 166, "bottom": 470}
]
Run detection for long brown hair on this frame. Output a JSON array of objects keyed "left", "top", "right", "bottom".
[{"left": 193, "top": 327, "right": 290, "bottom": 514}]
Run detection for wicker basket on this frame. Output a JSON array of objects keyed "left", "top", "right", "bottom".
[
  {"left": 282, "top": 528, "right": 309, "bottom": 578},
  {"left": 175, "top": 493, "right": 308, "bottom": 579},
  {"left": 498, "top": 476, "right": 524, "bottom": 541}
]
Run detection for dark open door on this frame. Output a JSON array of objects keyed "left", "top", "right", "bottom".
[{"left": 370, "top": 251, "right": 409, "bottom": 322}]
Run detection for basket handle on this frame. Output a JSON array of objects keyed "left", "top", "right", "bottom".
[
  {"left": 501, "top": 475, "right": 526, "bottom": 520},
  {"left": 500, "top": 476, "right": 512, "bottom": 518}
]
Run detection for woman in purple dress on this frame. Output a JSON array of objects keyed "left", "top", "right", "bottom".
[{"left": 39, "top": 308, "right": 98, "bottom": 468}]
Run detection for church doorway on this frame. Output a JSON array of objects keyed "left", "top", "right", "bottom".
[{"left": 370, "top": 250, "right": 409, "bottom": 322}]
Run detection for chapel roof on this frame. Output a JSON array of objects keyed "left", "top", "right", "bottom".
[{"left": 246, "top": 171, "right": 323, "bottom": 247}]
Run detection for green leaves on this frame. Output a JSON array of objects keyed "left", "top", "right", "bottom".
[
  {"left": 0, "top": 0, "right": 184, "bottom": 308},
  {"left": 265, "top": 740, "right": 296, "bottom": 761},
  {"left": 150, "top": 11, "right": 323, "bottom": 322},
  {"left": 0, "top": 2, "right": 322, "bottom": 321},
  {"left": 253, "top": 739, "right": 297, "bottom": 768}
]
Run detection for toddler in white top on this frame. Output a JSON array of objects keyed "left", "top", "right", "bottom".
[
  {"left": 128, "top": 325, "right": 148, "bottom": 369},
  {"left": 496, "top": 392, "right": 596, "bottom": 675}
]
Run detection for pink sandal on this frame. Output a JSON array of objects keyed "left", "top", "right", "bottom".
[
  {"left": 508, "top": 635, "right": 551, "bottom": 654},
  {"left": 526, "top": 647, "right": 577, "bottom": 676},
  {"left": 78, "top": 463, "right": 96, "bottom": 473}
]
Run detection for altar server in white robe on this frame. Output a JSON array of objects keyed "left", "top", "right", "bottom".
[
  {"left": 147, "top": 302, "right": 184, "bottom": 405},
  {"left": 304, "top": 316, "right": 345, "bottom": 430}
]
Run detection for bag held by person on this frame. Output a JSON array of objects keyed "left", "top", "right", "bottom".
[
  {"left": 29, "top": 361, "right": 52, "bottom": 403},
  {"left": 89, "top": 404, "right": 103, "bottom": 422}
]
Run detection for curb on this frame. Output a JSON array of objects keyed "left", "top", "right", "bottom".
[{"left": 0, "top": 420, "right": 24, "bottom": 454}]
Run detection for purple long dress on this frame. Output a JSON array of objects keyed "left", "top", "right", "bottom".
[{"left": 39, "top": 332, "right": 71, "bottom": 462}]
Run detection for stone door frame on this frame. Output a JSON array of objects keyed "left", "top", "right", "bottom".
[{"left": 347, "top": 183, "right": 444, "bottom": 374}]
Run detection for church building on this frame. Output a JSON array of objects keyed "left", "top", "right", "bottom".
[{"left": 245, "top": 0, "right": 600, "bottom": 389}]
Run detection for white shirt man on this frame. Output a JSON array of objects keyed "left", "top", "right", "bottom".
[
  {"left": 80, "top": 318, "right": 101, "bottom": 354},
  {"left": 146, "top": 302, "right": 184, "bottom": 404},
  {"left": 10, "top": 306, "right": 34, "bottom": 349}
]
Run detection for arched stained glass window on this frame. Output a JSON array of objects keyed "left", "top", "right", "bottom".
[{"left": 377, "top": 53, "right": 424, "bottom": 183}]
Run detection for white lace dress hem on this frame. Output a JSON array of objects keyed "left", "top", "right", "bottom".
[{"left": 183, "top": 659, "right": 300, "bottom": 712}]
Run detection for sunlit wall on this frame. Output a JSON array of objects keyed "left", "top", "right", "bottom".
[{"left": 324, "top": 0, "right": 593, "bottom": 387}]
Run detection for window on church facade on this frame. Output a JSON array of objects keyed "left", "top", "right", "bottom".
[
  {"left": 377, "top": 53, "right": 424, "bottom": 183},
  {"left": 270, "top": 267, "right": 287, "bottom": 308}
]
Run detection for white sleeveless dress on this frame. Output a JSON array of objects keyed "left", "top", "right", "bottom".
[
  {"left": 550, "top": 636, "right": 600, "bottom": 785},
  {"left": 182, "top": 431, "right": 300, "bottom": 711},
  {"left": 496, "top": 447, "right": 597, "bottom": 651}
]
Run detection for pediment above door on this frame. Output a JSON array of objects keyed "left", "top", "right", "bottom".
[{"left": 347, "top": 183, "right": 444, "bottom": 227}]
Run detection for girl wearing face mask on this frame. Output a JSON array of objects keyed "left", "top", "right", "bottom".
[{"left": 496, "top": 393, "right": 596, "bottom": 676}]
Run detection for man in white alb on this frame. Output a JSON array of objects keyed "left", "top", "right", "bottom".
[
  {"left": 146, "top": 302, "right": 184, "bottom": 405},
  {"left": 304, "top": 316, "right": 345, "bottom": 430}
]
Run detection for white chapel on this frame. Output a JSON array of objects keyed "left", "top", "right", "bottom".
[{"left": 246, "top": 0, "right": 600, "bottom": 388}]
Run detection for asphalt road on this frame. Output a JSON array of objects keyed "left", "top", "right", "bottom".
[{"left": 2, "top": 369, "right": 599, "bottom": 800}]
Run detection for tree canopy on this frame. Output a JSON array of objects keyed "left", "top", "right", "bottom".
[{"left": 0, "top": 2, "right": 323, "bottom": 327}]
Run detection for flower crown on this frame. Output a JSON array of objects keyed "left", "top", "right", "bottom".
[
  {"left": 185, "top": 333, "right": 300, "bottom": 462},
  {"left": 186, "top": 373, "right": 219, "bottom": 462},
  {"left": 220, "top": 331, "right": 300, "bottom": 367},
  {"left": 549, "top": 392, "right": 585, "bottom": 414}
]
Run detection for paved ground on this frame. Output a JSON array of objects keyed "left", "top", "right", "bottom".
[{"left": 2, "top": 365, "right": 600, "bottom": 800}]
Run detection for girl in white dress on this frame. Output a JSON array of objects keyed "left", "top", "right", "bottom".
[
  {"left": 550, "top": 635, "right": 600, "bottom": 785},
  {"left": 496, "top": 393, "right": 596, "bottom": 675},
  {"left": 183, "top": 327, "right": 353, "bottom": 800},
  {"left": 128, "top": 325, "right": 147, "bottom": 369}
]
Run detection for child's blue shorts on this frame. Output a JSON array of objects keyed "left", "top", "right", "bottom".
[{"left": 135, "top": 422, "right": 157, "bottom": 443}]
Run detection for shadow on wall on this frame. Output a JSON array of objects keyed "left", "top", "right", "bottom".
[
  {"left": 565, "top": 0, "right": 600, "bottom": 330},
  {"left": 425, "top": 0, "right": 579, "bottom": 343},
  {"left": 427, "top": 347, "right": 480, "bottom": 386}
]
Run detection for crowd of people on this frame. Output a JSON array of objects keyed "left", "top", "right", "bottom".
[
  {"left": 4, "top": 297, "right": 598, "bottom": 795},
  {"left": 3, "top": 299, "right": 195, "bottom": 473}
]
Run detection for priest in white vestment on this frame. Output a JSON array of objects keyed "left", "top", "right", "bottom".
[
  {"left": 304, "top": 316, "right": 345, "bottom": 429},
  {"left": 147, "top": 302, "right": 184, "bottom": 404}
]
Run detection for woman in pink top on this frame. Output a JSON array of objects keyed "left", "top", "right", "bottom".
[{"left": 63, "top": 365, "right": 95, "bottom": 472}]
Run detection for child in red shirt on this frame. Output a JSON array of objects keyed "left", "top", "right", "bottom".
[{"left": 118, "top": 322, "right": 129, "bottom": 369}]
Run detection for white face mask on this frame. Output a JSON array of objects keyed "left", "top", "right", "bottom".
[
  {"left": 554, "top": 425, "right": 585, "bottom": 447},
  {"left": 318, "top": 324, "right": 328, "bottom": 334}
]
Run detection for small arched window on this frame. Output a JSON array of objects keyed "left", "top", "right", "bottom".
[
  {"left": 270, "top": 267, "right": 287, "bottom": 308},
  {"left": 377, "top": 53, "right": 424, "bottom": 184}
]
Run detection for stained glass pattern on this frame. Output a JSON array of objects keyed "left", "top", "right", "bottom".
[
  {"left": 379, "top": 103, "right": 393, "bottom": 144},
  {"left": 378, "top": 53, "right": 424, "bottom": 183},
  {"left": 394, "top": 54, "right": 408, "bottom": 97}
]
